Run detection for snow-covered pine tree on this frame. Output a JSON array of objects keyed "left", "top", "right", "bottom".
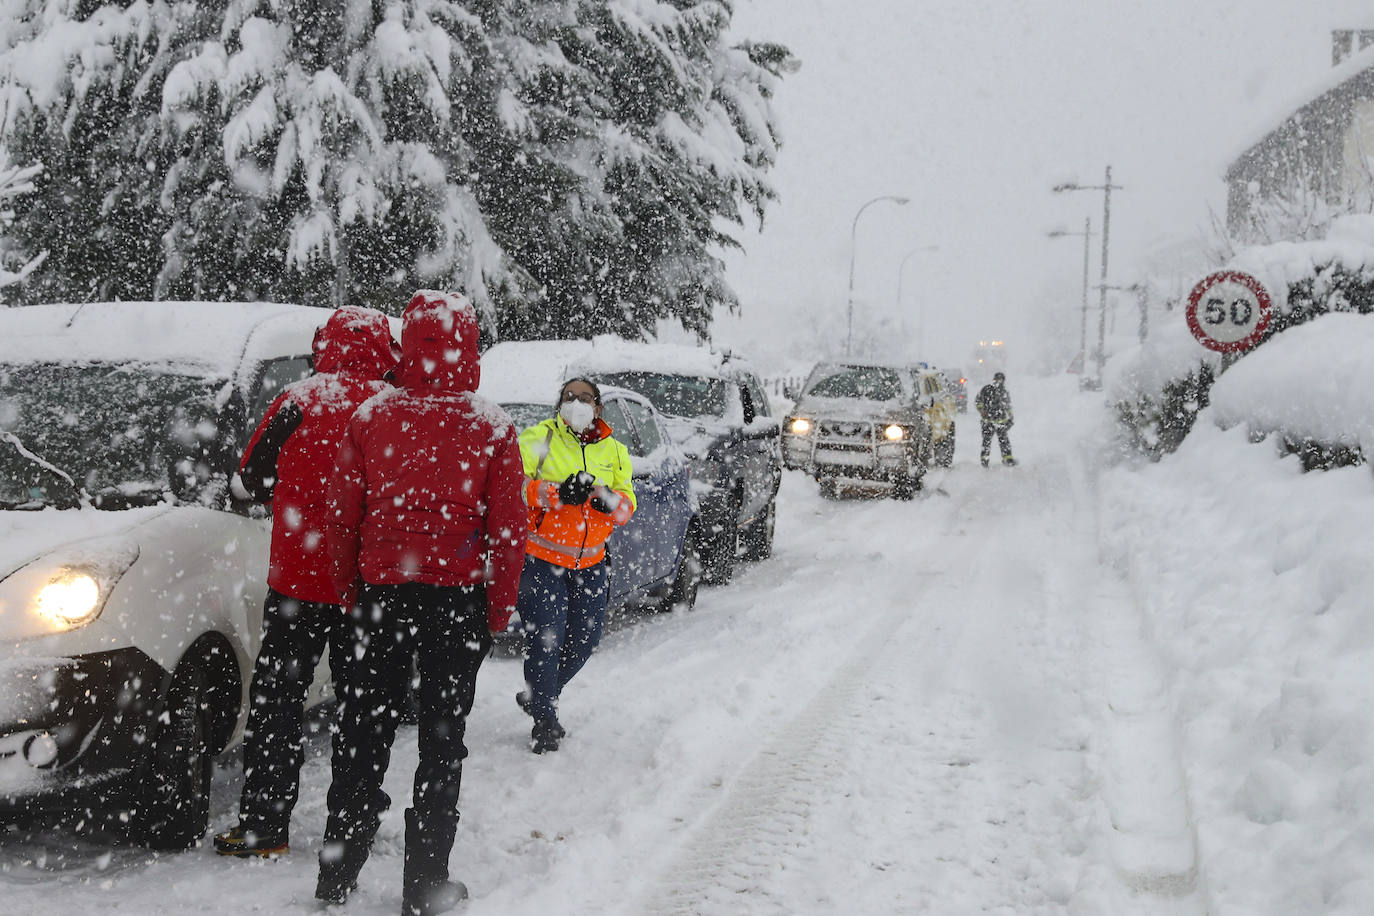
[
  {"left": 0, "top": 0, "right": 790, "bottom": 340},
  {"left": 485, "top": 0, "right": 793, "bottom": 341}
]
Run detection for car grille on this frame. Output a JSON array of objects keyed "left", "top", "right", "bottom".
[{"left": 817, "top": 420, "right": 872, "bottom": 440}]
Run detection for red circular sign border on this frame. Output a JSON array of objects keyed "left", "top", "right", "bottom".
[{"left": 1185, "top": 270, "right": 1274, "bottom": 353}]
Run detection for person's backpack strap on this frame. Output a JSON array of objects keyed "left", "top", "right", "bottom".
[{"left": 531, "top": 427, "right": 556, "bottom": 480}]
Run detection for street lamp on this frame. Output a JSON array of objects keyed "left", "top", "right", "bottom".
[
  {"left": 1053, "top": 165, "right": 1122, "bottom": 383},
  {"left": 896, "top": 245, "right": 939, "bottom": 358},
  {"left": 1046, "top": 217, "right": 1094, "bottom": 374},
  {"left": 845, "top": 194, "right": 910, "bottom": 356}
]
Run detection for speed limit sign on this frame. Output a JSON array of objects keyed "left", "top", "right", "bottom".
[{"left": 1185, "top": 270, "right": 1273, "bottom": 353}]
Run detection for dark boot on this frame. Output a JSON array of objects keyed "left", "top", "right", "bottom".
[
  {"left": 315, "top": 809, "right": 381, "bottom": 905},
  {"left": 517, "top": 692, "right": 566, "bottom": 738},
  {"left": 402, "top": 808, "right": 467, "bottom": 916},
  {"left": 315, "top": 840, "right": 366, "bottom": 905},
  {"left": 530, "top": 719, "right": 561, "bottom": 754}
]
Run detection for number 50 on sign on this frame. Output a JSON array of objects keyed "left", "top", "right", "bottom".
[{"left": 1185, "top": 270, "right": 1273, "bottom": 353}]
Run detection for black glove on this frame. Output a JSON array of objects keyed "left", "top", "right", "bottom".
[
  {"left": 589, "top": 492, "right": 613, "bottom": 514},
  {"left": 558, "top": 471, "right": 595, "bottom": 506}
]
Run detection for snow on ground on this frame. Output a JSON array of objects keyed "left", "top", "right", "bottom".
[{"left": 2, "top": 370, "right": 1371, "bottom": 914}]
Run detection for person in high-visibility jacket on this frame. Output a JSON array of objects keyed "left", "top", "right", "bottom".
[{"left": 515, "top": 377, "right": 636, "bottom": 753}]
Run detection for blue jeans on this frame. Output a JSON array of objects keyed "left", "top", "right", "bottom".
[{"left": 519, "top": 556, "right": 609, "bottom": 722}]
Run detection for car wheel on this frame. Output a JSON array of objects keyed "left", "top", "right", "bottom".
[
  {"left": 701, "top": 503, "right": 739, "bottom": 586},
  {"left": 740, "top": 501, "right": 776, "bottom": 562},
  {"left": 660, "top": 525, "right": 704, "bottom": 612},
  {"left": 892, "top": 473, "right": 919, "bottom": 500},
  {"left": 817, "top": 476, "right": 840, "bottom": 500},
  {"left": 135, "top": 662, "right": 212, "bottom": 851}
]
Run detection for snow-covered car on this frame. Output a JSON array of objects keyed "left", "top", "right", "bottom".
[
  {"left": 0, "top": 300, "right": 355, "bottom": 848},
  {"left": 913, "top": 364, "right": 959, "bottom": 467},
  {"left": 567, "top": 342, "right": 782, "bottom": 586},
  {"left": 478, "top": 341, "right": 702, "bottom": 617},
  {"left": 783, "top": 361, "right": 935, "bottom": 499}
]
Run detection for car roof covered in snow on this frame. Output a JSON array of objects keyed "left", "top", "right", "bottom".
[
  {"left": 0, "top": 300, "right": 386, "bottom": 384},
  {"left": 478, "top": 339, "right": 606, "bottom": 407},
  {"left": 569, "top": 338, "right": 751, "bottom": 380}
]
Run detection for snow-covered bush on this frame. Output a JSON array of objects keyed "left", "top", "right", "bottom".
[{"left": 1111, "top": 217, "right": 1374, "bottom": 464}]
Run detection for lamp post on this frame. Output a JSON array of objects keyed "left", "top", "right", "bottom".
[
  {"left": 896, "top": 244, "right": 939, "bottom": 358},
  {"left": 845, "top": 194, "right": 910, "bottom": 356},
  {"left": 1046, "top": 217, "right": 1094, "bottom": 374},
  {"left": 1053, "top": 165, "right": 1122, "bottom": 383}
]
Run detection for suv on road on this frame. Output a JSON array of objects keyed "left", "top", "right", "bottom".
[
  {"left": 783, "top": 361, "right": 944, "bottom": 499},
  {"left": 571, "top": 343, "right": 782, "bottom": 585}
]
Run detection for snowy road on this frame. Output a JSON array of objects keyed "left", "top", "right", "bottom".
[{"left": 1, "top": 377, "right": 1204, "bottom": 914}]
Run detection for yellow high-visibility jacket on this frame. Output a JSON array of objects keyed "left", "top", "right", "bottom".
[{"left": 518, "top": 416, "right": 636, "bottom": 570}]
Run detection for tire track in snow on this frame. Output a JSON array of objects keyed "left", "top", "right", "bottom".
[{"left": 634, "top": 582, "right": 937, "bottom": 916}]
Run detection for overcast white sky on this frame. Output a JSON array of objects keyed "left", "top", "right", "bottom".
[{"left": 715, "top": 0, "right": 1374, "bottom": 374}]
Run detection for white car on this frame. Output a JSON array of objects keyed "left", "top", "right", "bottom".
[{"left": 0, "top": 300, "right": 354, "bottom": 848}]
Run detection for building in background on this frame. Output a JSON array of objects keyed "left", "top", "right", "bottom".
[{"left": 1226, "top": 30, "right": 1374, "bottom": 244}]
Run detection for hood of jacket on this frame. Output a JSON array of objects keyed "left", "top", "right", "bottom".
[
  {"left": 394, "top": 290, "right": 481, "bottom": 393},
  {"left": 312, "top": 306, "right": 399, "bottom": 379}
]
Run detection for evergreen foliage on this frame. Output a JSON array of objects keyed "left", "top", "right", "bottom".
[{"left": 0, "top": 0, "right": 791, "bottom": 338}]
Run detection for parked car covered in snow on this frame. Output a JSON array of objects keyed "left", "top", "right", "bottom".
[
  {"left": 783, "top": 361, "right": 935, "bottom": 499},
  {"left": 479, "top": 341, "right": 702, "bottom": 616},
  {"left": 0, "top": 300, "right": 358, "bottom": 847},
  {"left": 567, "top": 342, "right": 782, "bottom": 585}
]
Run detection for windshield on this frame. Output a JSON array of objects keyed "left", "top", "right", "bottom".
[
  {"left": 593, "top": 371, "right": 728, "bottom": 419},
  {"left": 805, "top": 366, "right": 905, "bottom": 401},
  {"left": 0, "top": 362, "right": 229, "bottom": 509},
  {"left": 503, "top": 402, "right": 552, "bottom": 433}
]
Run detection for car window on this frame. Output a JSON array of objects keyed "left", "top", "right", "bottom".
[
  {"left": 599, "top": 397, "right": 643, "bottom": 457},
  {"left": 621, "top": 399, "right": 664, "bottom": 455},
  {"left": 806, "top": 366, "right": 904, "bottom": 400},
  {"left": 504, "top": 402, "right": 552, "bottom": 433},
  {"left": 743, "top": 373, "right": 772, "bottom": 418},
  {"left": 251, "top": 357, "right": 313, "bottom": 419},
  {"left": 594, "top": 371, "right": 728, "bottom": 419},
  {"left": 0, "top": 361, "right": 224, "bottom": 506}
]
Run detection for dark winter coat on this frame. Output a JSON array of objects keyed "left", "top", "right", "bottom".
[
  {"left": 324, "top": 291, "right": 528, "bottom": 634},
  {"left": 975, "top": 381, "right": 1013, "bottom": 426},
  {"left": 237, "top": 306, "right": 398, "bottom": 604}
]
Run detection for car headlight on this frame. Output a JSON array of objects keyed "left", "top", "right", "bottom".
[
  {"left": 0, "top": 538, "right": 139, "bottom": 641},
  {"left": 35, "top": 572, "right": 102, "bottom": 625},
  {"left": 883, "top": 424, "right": 907, "bottom": 441},
  {"left": 788, "top": 417, "right": 811, "bottom": 435}
]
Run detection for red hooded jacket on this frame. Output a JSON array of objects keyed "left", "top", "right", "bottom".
[
  {"left": 325, "top": 291, "right": 528, "bottom": 633},
  {"left": 237, "top": 306, "right": 398, "bottom": 604}
]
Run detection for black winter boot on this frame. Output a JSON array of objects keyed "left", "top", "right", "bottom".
[
  {"left": 315, "top": 840, "right": 366, "bottom": 905},
  {"left": 530, "top": 719, "right": 561, "bottom": 754},
  {"left": 402, "top": 808, "right": 467, "bottom": 916}
]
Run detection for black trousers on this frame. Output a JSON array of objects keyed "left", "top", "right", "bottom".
[
  {"left": 320, "top": 582, "right": 491, "bottom": 882},
  {"left": 238, "top": 587, "right": 345, "bottom": 837},
  {"left": 980, "top": 420, "right": 1013, "bottom": 461}
]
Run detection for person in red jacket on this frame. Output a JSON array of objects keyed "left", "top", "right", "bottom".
[
  {"left": 213, "top": 306, "right": 398, "bottom": 858},
  {"left": 316, "top": 290, "right": 528, "bottom": 915}
]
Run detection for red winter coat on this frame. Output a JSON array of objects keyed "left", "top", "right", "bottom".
[
  {"left": 237, "top": 306, "right": 398, "bottom": 604},
  {"left": 325, "top": 291, "right": 528, "bottom": 633}
]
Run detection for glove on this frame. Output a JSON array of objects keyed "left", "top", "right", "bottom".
[
  {"left": 589, "top": 486, "right": 620, "bottom": 515},
  {"left": 558, "top": 470, "right": 595, "bottom": 506}
]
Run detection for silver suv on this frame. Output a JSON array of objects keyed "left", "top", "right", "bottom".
[{"left": 783, "top": 361, "right": 933, "bottom": 499}]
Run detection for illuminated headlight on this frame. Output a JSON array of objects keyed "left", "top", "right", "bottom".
[
  {"left": 883, "top": 424, "right": 907, "bottom": 441},
  {"left": 0, "top": 537, "right": 138, "bottom": 641},
  {"left": 788, "top": 417, "right": 812, "bottom": 435},
  {"left": 36, "top": 572, "right": 102, "bottom": 625}
]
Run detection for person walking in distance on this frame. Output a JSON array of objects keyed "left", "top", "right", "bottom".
[
  {"left": 976, "top": 371, "right": 1016, "bottom": 467},
  {"left": 317, "top": 291, "right": 528, "bottom": 915},
  {"left": 213, "top": 306, "right": 397, "bottom": 858},
  {"left": 515, "top": 378, "right": 636, "bottom": 754}
]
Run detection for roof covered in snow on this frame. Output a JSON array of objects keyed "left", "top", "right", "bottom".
[{"left": 0, "top": 301, "right": 340, "bottom": 381}]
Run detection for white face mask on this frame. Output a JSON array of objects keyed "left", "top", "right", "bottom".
[{"left": 560, "top": 398, "right": 596, "bottom": 432}]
